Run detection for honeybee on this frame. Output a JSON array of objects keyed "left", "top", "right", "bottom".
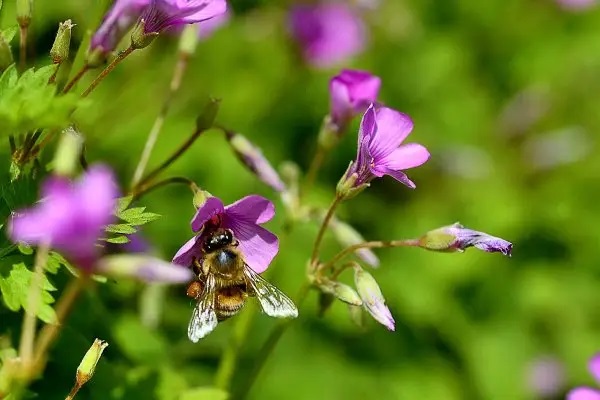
[{"left": 186, "top": 227, "right": 298, "bottom": 342}]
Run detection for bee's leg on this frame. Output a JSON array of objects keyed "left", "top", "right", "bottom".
[{"left": 192, "top": 258, "right": 203, "bottom": 276}]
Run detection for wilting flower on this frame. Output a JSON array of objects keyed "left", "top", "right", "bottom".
[
  {"left": 418, "top": 222, "right": 513, "bottom": 256},
  {"left": 329, "top": 69, "right": 381, "bottom": 130},
  {"left": 354, "top": 266, "right": 394, "bottom": 330},
  {"left": 90, "top": 0, "right": 151, "bottom": 56},
  {"left": 288, "top": 2, "right": 365, "bottom": 68},
  {"left": 225, "top": 131, "right": 286, "bottom": 192},
  {"left": 140, "top": 0, "right": 227, "bottom": 35},
  {"left": 173, "top": 195, "right": 278, "bottom": 273},
  {"left": 567, "top": 353, "right": 600, "bottom": 400},
  {"left": 9, "top": 165, "right": 117, "bottom": 271},
  {"left": 343, "top": 104, "right": 429, "bottom": 189}
]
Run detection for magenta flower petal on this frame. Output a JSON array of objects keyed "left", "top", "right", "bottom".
[
  {"left": 78, "top": 165, "right": 120, "bottom": 228},
  {"left": 225, "top": 195, "right": 275, "bottom": 225},
  {"left": 384, "top": 143, "right": 431, "bottom": 170},
  {"left": 172, "top": 236, "right": 202, "bottom": 266},
  {"left": 367, "top": 107, "right": 414, "bottom": 160},
  {"left": 142, "top": 0, "right": 227, "bottom": 34},
  {"left": 589, "top": 354, "right": 600, "bottom": 383},
  {"left": 567, "top": 388, "right": 600, "bottom": 400},
  {"left": 198, "top": 8, "right": 229, "bottom": 38},
  {"left": 288, "top": 2, "right": 365, "bottom": 68},
  {"left": 376, "top": 167, "right": 415, "bottom": 189},
  {"left": 330, "top": 69, "right": 381, "bottom": 128},
  {"left": 91, "top": 0, "right": 150, "bottom": 54},
  {"left": 223, "top": 218, "right": 278, "bottom": 274},
  {"left": 191, "top": 196, "right": 225, "bottom": 232}
]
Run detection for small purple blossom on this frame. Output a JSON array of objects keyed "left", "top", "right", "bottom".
[
  {"left": 346, "top": 104, "right": 430, "bottom": 189},
  {"left": 173, "top": 195, "right": 278, "bottom": 273},
  {"left": 288, "top": 2, "right": 366, "bottom": 68},
  {"left": 436, "top": 223, "right": 513, "bottom": 256},
  {"left": 354, "top": 266, "right": 394, "bottom": 330},
  {"left": 567, "top": 353, "right": 600, "bottom": 400},
  {"left": 9, "top": 165, "right": 118, "bottom": 271},
  {"left": 329, "top": 69, "right": 381, "bottom": 129},
  {"left": 140, "top": 0, "right": 227, "bottom": 34},
  {"left": 91, "top": 0, "right": 151, "bottom": 55}
]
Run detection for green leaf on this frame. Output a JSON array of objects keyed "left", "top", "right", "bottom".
[
  {"left": 104, "top": 197, "right": 161, "bottom": 243},
  {"left": 105, "top": 224, "right": 137, "bottom": 235},
  {"left": 179, "top": 388, "right": 229, "bottom": 400},
  {"left": 1, "top": 26, "right": 18, "bottom": 43},
  {"left": 116, "top": 196, "right": 133, "bottom": 214},
  {"left": 105, "top": 236, "right": 129, "bottom": 244},
  {"left": 17, "top": 243, "right": 32, "bottom": 255},
  {"left": 46, "top": 251, "right": 74, "bottom": 274},
  {"left": 0, "top": 262, "right": 57, "bottom": 322}
]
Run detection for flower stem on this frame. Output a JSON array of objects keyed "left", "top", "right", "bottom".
[
  {"left": 131, "top": 176, "right": 198, "bottom": 201},
  {"left": 62, "top": 64, "right": 90, "bottom": 94},
  {"left": 65, "top": 383, "right": 81, "bottom": 400},
  {"left": 48, "top": 64, "right": 61, "bottom": 85},
  {"left": 131, "top": 53, "right": 190, "bottom": 188},
  {"left": 19, "top": 25, "right": 28, "bottom": 71},
  {"left": 214, "top": 305, "right": 257, "bottom": 390},
  {"left": 232, "top": 283, "right": 311, "bottom": 400},
  {"left": 18, "top": 243, "right": 50, "bottom": 372},
  {"left": 33, "top": 277, "right": 87, "bottom": 371},
  {"left": 134, "top": 124, "right": 208, "bottom": 190},
  {"left": 321, "top": 239, "right": 420, "bottom": 273},
  {"left": 309, "top": 195, "right": 343, "bottom": 267},
  {"left": 81, "top": 46, "right": 135, "bottom": 98}
]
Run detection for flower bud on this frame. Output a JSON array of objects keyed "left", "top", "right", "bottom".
[
  {"left": 130, "top": 19, "right": 158, "bottom": 50},
  {"left": 329, "top": 69, "right": 381, "bottom": 130},
  {"left": 53, "top": 127, "right": 84, "bottom": 177},
  {"left": 347, "top": 304, "right": 366, "bottom": 328},
  {"left": 97, "top": 255, "right": 193, "bottom": 284},
  {"left": 418, "top": 222, "right": 513, "bottom": 256},
  {"left": 196, "top": 97, "right": 220, "bottom": 132},
  {"left": 193, "top": 188, "right": 213, "bottom": 209},
  {"left": 318, "top": 279, "right": 362, "bottom": 306},
  {"left": 0, "top": 35, "right": 13, "bottom": 73},
  {"left": 226, "top": 131, "right": 286, "bottom": 192},
  {"left": 16, "top": 0, "right": 32, "bottom": 28},
  {"left": 178, "top": 24, "right": 199, "bottom": 57},
  {"left": 76, "top": 339, "right": 108, "bottom": 388},
  {"left": 336, "top": 166, "right": 369, "bottom": 200},
  {"left": 50, "top": 20, "right": 74, "bottom": 64},
  {"left": 330, "top": 217, "right": 379, "bottom": 267},
  {"left": 354, "top": 266, "right": 395, "bottom": 331}
]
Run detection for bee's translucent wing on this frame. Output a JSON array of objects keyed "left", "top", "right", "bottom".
[
  {"left": 244, "top": 266, "right": 298, "bottom": 318},
  {"left": 187, "top": 275, "right": 218, "bottom": 343}
]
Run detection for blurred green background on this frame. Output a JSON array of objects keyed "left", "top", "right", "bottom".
[{"left": 2, "top": 0, "right": 600, "bottom": 399}]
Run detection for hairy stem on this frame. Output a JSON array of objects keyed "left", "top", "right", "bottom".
[
  {"left": 33, "top": 277, "right": 87, "bottom": 371},
  {"left": 309, "top": 195, "right": 343, "bottom": 267},
  {"left": 233, "top": 283, "right": 310, "bottom": 400},
  {"left": 18, "top": 243, "right": 50, "bottom": 371},
  {"left": 62, "top": 64, "right": 90, "bottom": 94},
  {"left": 81, "top": 46, "right": 135, "bottom": 98},
  {"left": 131, "top": 176, "right": 198, "bottom": 201},
  {"left": 131, "top": 53, "right": 190, "bottom": 188},
  {"left": 48, "top": 64, "right": 61, "bottom": 85},
  {"left": 65, "top": 383, "right": 81, "bottom": 400}
]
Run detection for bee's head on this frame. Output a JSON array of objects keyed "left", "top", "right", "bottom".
[{"left": 203, "top": 228, "right": 234, "bottom": 253}]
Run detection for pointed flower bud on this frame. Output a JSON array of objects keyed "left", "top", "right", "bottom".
[
  {"left": 196, "top": 97, "right": 220, "bottom": 131},
  {"left": 50, "top": 20, "right": 74, "bottom": 64},
  {"left": 53, "top": 127, "right": 84, "bottom": 178},
  {"left": 317, "top": 278, "right": 362, "bottom": 306},
  {"left": 336, "top": 162, "right": 368, "bottom": 200},
  {"left": 330, "top": 217, "right": 379, "bottom": 267},
  {"left": 16, "top": 0, "right": 32, "bottom": 27},
  {"left": 329, "top": 69, "right": 381, "bottom": 131},
  {"left": 418, "top": 223, "right": 513, "bottom": 256},
  {"left": 354, "top": 266, "right": 394, "bottom": 331},
  {"left": 192, "top": 188, "right": 213, "bottom": 209},
  {"left": 226, "top": 131, "right": 286, "bottom": 192},
  {"left": 0, "top": 35, "right": 13, "bottom": 73},
  {"left": 97, "top": 254, "right": 193, "bottom": 283},
  {"left": 75, "top": 339, "right": 108, "bottom": 388}
]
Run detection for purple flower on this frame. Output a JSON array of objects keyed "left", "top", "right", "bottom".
[
  {"left": 568, "top": 353, "right": 600, "bottom": 400},
  {"left": 226, "top": 131, "right": 286, "bottom": 193},
  {"left": 91, "top": 0, "right": 151, "bottom": 55},
  {"left": 98, "top": 254, "right": 193, "bottom": 283},
  {"left": 346, "top": 104, "right": 430, "bottom": 189},
  {"left": 9, "top": 165, "right": 118, "bottom": 271},
  {"left": 354, "top": 266, "right": 394, "bottom": 331},
  {"left": 141, "top": 0, "right": 227, "bottom": 34},
  {"left": 173, "top": 195, "right": 278, "bottom": 274},
  {"left": 288, "top": 2, "right": 366, "bottom": 68},
  {"left": 329, "top": 69, "right": 381, "bottom": 129},
  {"left": 418, "top": 223, "right": 513, "bottom": 256},
  {"left": 198, "top": 7, "right": 229, "bottom": 38}
]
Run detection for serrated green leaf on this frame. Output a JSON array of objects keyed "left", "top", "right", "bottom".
[
  {"left": 17, "top": 243, "right": 32, "bottom": 255},
  {"left": 118, "top": 207, "right": 147, "bottom": 222},
  {"left": 105, "top": 224, "right": 137, "bottom": 235},
  {"left": 46, "top": 251, "right": 73, "bottom": 274},
  {"left": 1, "top": 27, "right": 17, "bottom": 43},
  {"left": 116, "top": 196, "right": 133, "bottom": 214},
  {"left": 179, "top": 387, "right": 229, "bottom": 400},
  {"left": 105, "top": 236, "right": 129, "bottom": 244},
  {"left": 0, "top": 263, "right": 57, "bottom": 321}
]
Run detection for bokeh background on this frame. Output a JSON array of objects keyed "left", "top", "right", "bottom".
[{"left": 2, "top": 0, "right": 600, "bottom": 399}]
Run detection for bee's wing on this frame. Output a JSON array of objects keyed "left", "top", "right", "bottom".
[
  {"left": 187, "top": 275, "right": 218, "bottom": 343},
  {"left": 244, "top": 266, "right": 298, "bottom": 318}
]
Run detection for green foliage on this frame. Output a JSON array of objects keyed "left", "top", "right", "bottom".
[
  {"left": 0, "top": 262, "right": 56, "bottom": 323},
  {"left": 104, "top": 196, "right": 161, "bottom": 244},
  {"left": 0, "top": 65, "right": 80, "bottom": 135},
  {"left": 179, "top": 388, "right": 229, "bottom": 400}
]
